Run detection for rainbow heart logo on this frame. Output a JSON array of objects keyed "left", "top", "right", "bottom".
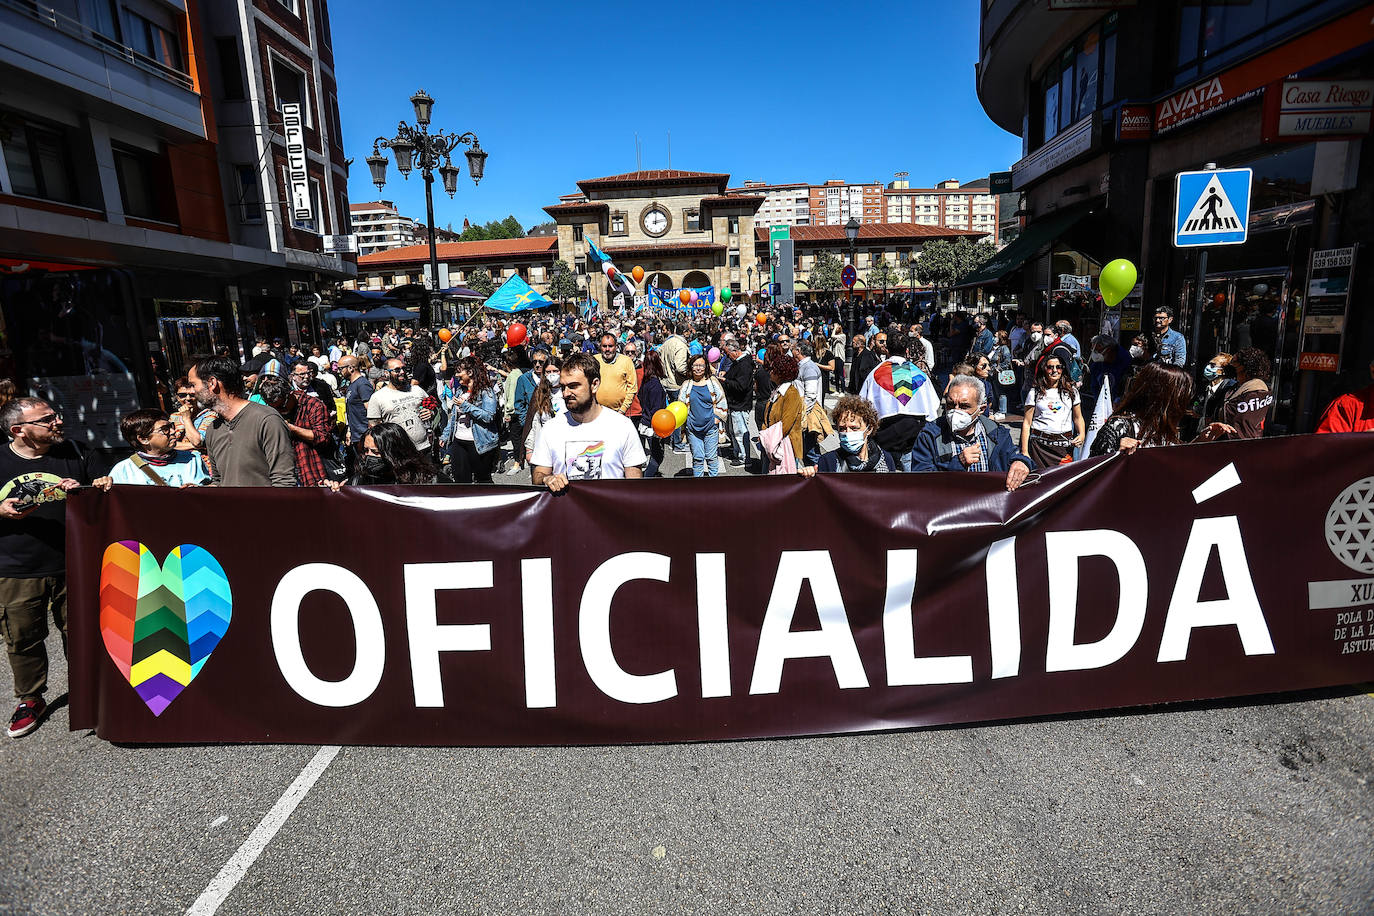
[{"left": 99, "top": 542, "right": 232, "bottom": 716}]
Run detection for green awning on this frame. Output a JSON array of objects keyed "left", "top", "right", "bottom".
[{"left": 954, "top": 209, "right": 1090, "bottom": 289}]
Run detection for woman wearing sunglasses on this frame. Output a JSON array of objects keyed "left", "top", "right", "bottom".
[{"left": 1019, "top": 357, "right": 1084, "bottom": 468}]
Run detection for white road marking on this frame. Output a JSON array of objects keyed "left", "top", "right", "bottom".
[
  {"left": 186, "top": 746, "right": 340, "bottom": 915},
  {"left": 209, "top": 816, "right": 227, "bottom": 829}
]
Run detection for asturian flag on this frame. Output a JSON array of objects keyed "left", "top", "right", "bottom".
[
  {"left": 1078, "top": 376, "right": 1113, "bottom": 460},
  {"left": 585, "top": 236, "right": 636, "bottom": 298}
]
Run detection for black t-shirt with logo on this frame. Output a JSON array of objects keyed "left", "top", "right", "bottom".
[{"left": 0, "top": 441, "right": 103, "bottom": 578}]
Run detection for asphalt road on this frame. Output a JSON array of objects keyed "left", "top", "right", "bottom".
[{"left": 2, "top": 629, "right": 1373, "bottom": 915}]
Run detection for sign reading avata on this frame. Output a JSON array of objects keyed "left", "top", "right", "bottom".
[{"left": 67, "top": 436, "right": 1374, "bottom": 746}]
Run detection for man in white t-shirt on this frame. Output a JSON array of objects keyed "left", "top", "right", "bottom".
[
  {"left": 532, "top": 353, "right": 646, "bottom": 492},
  {"left": 366, "top": 358, "right": 432, "bottom": 452}
]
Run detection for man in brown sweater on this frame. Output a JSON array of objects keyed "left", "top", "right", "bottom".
[{"left": 189, "top": 356, "right": 297, "bottom": 487}]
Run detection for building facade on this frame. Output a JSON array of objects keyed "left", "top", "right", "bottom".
[
  {"left": 0, "top": 0, "right": 353, "bottom": 442},
  {"left": 730, "top": 180, "right": 812, "bottom": 227},
  {"left": 808, "top": 180, "right": 885, "bottom": 226},
  {"left": 545, "top": 170, "right": 763, "bottom": 302},
  {"left": 350, "top": 200, "right": 416, "bottom": 255},
  {"left": 884, "top": 179, "right": 1002, "bottom": 244},
  {"left": 971, "top": 0, "right": 1374, "bottom": 434},
  {"left": 350, "top": 237, "right": 558, "bottom": 295}
]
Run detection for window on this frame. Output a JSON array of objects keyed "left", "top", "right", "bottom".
[
  {"left": 82, "top": 0, "right": 121, "bottom": 41},
  {"left": 233, "top": 163, "right": 263, "bottom": 222},
  {"left": 113, "top": 142, "right": 175, "bottom": 221},
  {"left": 290, "top": 177, "right": 324, "bottom": 233},
  {"left": 574, "top": 257, "right": 585, "bottom": 274},
  {"left": 728, "top": 214, "right": 740, "bottom": 234},
  {"left": 573, "top": 225, "right": 583, "bottom": 241},
  {"left": 327, "top": 91, "right": 343, "bottom": 147},
  {"left": 685, "top": 209, "right": 700, "bottom": 232},
  {"left": 215, "top": 37, "right": 245, "bottom": 101},
  {"left": 274, "top": 0, "right": 300, "bottom": 15},
  {"left": 611, "top": 211, "right": 626, "bottom": 234},
  {"left": 1101, "top": 13, "right": 1117, "bottom": 106},
  {"left": 124, "top": 11, "right": 183, "bottom": 71},
  {"left": 337, "top": 190, "right": 350, "bottom": 233},
  {"left": 270, "top": 54, "right": 309, "bottom": 124},
  {"left": 729, "top": 253, "right": 740, "bottom": 268},
  {"left": 2, "top": 121, "right": 79, "bottom": 204}
]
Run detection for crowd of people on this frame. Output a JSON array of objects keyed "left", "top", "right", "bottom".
[{"left": 0, "top": 300, "right": 1371, "bottom": 738}]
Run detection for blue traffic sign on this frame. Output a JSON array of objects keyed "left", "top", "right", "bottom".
[
  {"left": 842, "top": 264, "right": 857, "bottom": 288},
  {"left": 1173, "top": 167, "right": 1252, "bottom": 248}
]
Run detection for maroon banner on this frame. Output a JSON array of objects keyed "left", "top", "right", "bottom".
[{"left": 68, "top": 435, "right": 1374, "bottom": 745}]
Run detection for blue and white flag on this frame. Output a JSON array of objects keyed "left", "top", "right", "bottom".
[
  {"left": 484, "top": 275, "right": 554, "bottom": 313},
  {"left": 584, "top": 237, "right": 636, "bottom": 298}
]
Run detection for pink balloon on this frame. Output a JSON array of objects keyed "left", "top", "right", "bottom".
[
  {"left": 689, "top": 290, "right": 699, "bottom": 304},
  {"left": 708, "top": 347, "right": 721, "bottom": 363}
]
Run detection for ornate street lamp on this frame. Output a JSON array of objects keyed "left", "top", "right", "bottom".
[
  {"left": 845, "top": 217, "right": 860, "bottom": 337},
  {"left": 906, "top": 253, "right": 919, "bottom": 315},
  {"left": 370, "top": 89, "right": 487, "bottom": 327}
]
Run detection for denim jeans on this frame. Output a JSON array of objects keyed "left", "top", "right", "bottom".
[
  {"left": 664, "top": 386, "right": 684, "bottom": 449},
  {"left": 687, "top": 425, "right": 719, "bottom": 477},
  {"left": 727, "top": 410, "right": 752, "bottom": 463}
]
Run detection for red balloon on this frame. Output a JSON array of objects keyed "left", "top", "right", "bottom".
[
  {"left": 1212, "top": 292, "right": 1226, "bottom": 306},
  {"left": 506, "top": 323, "right": 527, "bottom": 347},
  {"left": 437, "top": 328, "right": 452, "bottom": 343},
  {"left": 607, "top": 266, "right": 617, "bottom": 279},
  {"left": 651, "top": 409, "right": 676, "bottom": 439}
]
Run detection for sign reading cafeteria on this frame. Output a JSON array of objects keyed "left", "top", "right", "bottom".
[{"left": 68, "top": 437, "right": 1374, "bottom": 746}]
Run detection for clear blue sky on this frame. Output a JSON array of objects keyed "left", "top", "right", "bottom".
[{"left": 331, "top": 0, "right": 1022, "bottom": 232}]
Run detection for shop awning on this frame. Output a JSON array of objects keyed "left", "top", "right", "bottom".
[{"left": 954, "top": 209, "right": 1090, "bottom": 289}]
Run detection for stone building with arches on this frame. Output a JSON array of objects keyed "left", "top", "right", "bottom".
[{"left": 545, "top": 170, "right": 764, "bottom": 303}]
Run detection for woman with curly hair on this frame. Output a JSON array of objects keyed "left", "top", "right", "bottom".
[
  {"left": 1090, "top": 362, "right": 1194, "bottom": 456},
  {"left": 798, "top": 395, "right": 896, "bottom": 475},
  {"left": 1196, "top": 346, "right": 1272, "bottom": 441}
]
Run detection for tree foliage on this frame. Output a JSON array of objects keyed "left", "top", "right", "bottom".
[
  {"left": 866, "top": 254, "right": 899, "bottom": 292},
  {"left": 467, "top": 268, "right": 495, "bottom": 297},
  {"left": 808, "top": 250, "right": 843, "bottom": 293},
  {"left": 459, "top": 215, "right": 525, "bottom": 242},
  {"left": 914, "top": 238, "right": 997, "bottom": 291},
  {"left": 546, "top": 260, "right": 579, "bottom": 302}
]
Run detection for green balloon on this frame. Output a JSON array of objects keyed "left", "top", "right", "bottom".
[
  {"left": 1099, "top": 258, "right": 1138, "bottom": 308},
  {"left": 711, "top": 302, "right": 724, "bottom": 316},
  {"left": 720, "top": 286, "right": 733, "bottom": 302}
]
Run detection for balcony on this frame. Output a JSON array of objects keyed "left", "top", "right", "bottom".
[{"left": 0, "top": 0, "right": 205, "bottom": 140}]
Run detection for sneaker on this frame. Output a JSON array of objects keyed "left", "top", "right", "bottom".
[
  {"left": 729, "top": 459, "right": 745, "bottom": 467},
  {"left": 8, "top": 697, "right": 46, "bottom": 738},
  {"left": 504, "top": 462, "right": 524, "bottom": 475}
]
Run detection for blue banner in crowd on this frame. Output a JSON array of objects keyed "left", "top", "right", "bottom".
[{"left": 648, "top": 286, "right": 716, "bottom": 310}]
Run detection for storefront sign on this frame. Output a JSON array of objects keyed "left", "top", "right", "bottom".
[
  {"left": 281, "top": 102, "right": 312, "bottom": 223},
  {"left": 988, "top": 171, "right": 1014, "bottom": 194},
  {"left": 1012, "top": 115, "right": 1095, "bottom": 190},
  {"left": 1264, "top": 80, "right": 1374, "bottom": 141},
  {"left": 322, "top": 234, "right": 358, "bottom": 254},
  {"left": 1116, "top": 104, "right": 1153, "bottom": 141},
  {"left": 1058, "top": 274, "right": 1091, "bottom": 291},
  {"left": 66, "top": 439, "right": 1374, "bottom": 746},
  {"left": 1156, "top": 5, "right": 1374, "bottom": 135},
  {"left": 1299, "top": 245, "right": 1358, "bottom": 373}
]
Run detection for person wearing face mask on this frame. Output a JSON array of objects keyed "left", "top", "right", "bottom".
[
  {"left": 1193, "top": 352, "right": 1235, "bottom": 430},
  {"left": 326, "top": 422, "right": 448, "bottom": 490},
  {"left": 1087, "top": 334, "right": 1133, "bottom": 403},
  {"left": 798, "top": 396, "right": 896, "bottom": 475},
  {"left": 910, "top": 375, "right": 1033, "bottom": 491}
]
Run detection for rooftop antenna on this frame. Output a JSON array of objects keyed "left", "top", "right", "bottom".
[
  {"left": 635, "top": 133, "right": 641, "bottom": 170},
  {"left": 667, "top": 130, "right": 671, "bottom": 169}
]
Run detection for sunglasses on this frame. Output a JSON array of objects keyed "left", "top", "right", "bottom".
[{"left": 1045, "top": 365, "right": 1064, "bottom": 373}]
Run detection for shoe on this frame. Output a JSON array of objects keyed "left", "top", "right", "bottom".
[
  {"left": 729, "top": 459, "right": 745, "bottom": 467},
  {"left": 992, "top": 413, "right": 1006, "bottom": 421},
  {"left": 8, "top": 697, "right": 46, "bottom": 738},
  {"left": 504, "top": 463, "right": 524, "bottom": 475}
]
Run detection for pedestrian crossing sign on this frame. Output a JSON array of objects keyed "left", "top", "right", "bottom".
[{"left": 1173, "top": 168, "right": 1252, "bottom": 248}]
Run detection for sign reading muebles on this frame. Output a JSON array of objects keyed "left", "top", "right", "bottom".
[{"left": 67, "top": 436, "right": 1374, "bottom": 746}]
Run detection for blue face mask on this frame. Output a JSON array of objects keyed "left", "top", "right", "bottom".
[
  {"left": 1203, "top": 364, "right": 1219, "bottom": 379},
  {"left": 839, "top": 430, "right": 865, "bottom": 453}
]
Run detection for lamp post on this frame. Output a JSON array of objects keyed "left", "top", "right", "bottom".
[
  {"left": 747, "top": 265, "right": 754, "bottom": 303},
  {"left": 844, "top": 217, "right": 860, "bottom": 338},
  {"left": 906, "top": 253, "right": 919, "bottom": 317},
  {"left": 367, "top": 88, "right": 486, "bottom": 329}
]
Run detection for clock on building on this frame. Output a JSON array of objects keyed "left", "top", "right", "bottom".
[{"left": 640, "top": 204, "right": 671, "bottom": 237}]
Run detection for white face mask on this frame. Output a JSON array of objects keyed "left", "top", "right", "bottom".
[
  {"left": 1129, "top": 345, "right": 1145, "bottom": 359},
  {"left": 1089, "top": 350, "right": 1105, "bottom": 363},
  {"left": 545, "top": 371, "right": 560, "bottom": 385},
  {"left": 946, "top": 408, "right": 976, "bottom": 432},
  {"left": 1030, "top": 331, "right": 1043, "bottom": 343}
]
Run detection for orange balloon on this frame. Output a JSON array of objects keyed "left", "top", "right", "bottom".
[
  {"left": 679, "top": 289, "right": 692, "bottom": 306},
  {"left": 632, "top": 265, "right": 645, "bottom": 283},
  {"left": 755, "top": 313, "right": 767, "bottom": 325},
  {"left": 437, "top": 328, "right": 452, "bottom": 343},
  {"left": 651, "top": 408, "right": 676, "bottom": 438}
]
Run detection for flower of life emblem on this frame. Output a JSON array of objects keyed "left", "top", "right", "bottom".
[{"left": 1325, "top": 477, "right": 1374, "bottom": 575}]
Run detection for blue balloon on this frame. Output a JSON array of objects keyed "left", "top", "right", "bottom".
[{"left": 758, "top": 348, "right": 767, "bottom": 361}]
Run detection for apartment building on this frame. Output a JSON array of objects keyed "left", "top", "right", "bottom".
[
  {"left": 730, "top": 180, "right": 812, "bottom": 227},
  {"left": 884, "top": 179, "right": 1001, "bottom": 244},
  {"left": 0, "top": 0, "right": 353, "bottom": 439},
  {"left": 350, "top": 200, "right": 416, "bottom": 255},
  {"left": 809, "top": 180, "right": 884, "bottom": 226}
]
